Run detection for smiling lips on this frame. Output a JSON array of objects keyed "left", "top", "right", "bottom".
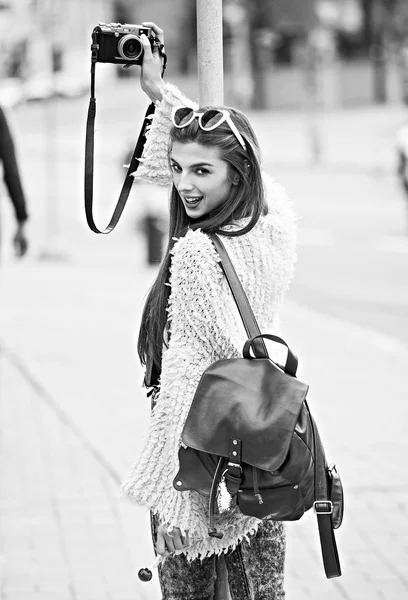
[{"left": 183, "top": 195, "right": 204, "bottom": 208}]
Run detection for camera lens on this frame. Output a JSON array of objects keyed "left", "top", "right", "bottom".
[{"left": 117, "top": 34, "right": 143, "bottom": 60}]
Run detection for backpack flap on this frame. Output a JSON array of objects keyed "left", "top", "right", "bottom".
[{"left": 181, "top": 356, "right": 309, "bottom": 472}]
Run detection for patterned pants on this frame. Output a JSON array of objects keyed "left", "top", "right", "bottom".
[{"left": 151, "top": 514, "right": 286, "bottom": 600}]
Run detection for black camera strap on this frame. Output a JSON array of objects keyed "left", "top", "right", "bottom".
[{"left": 84, "top": 31, "right": 166, "bottom": 234}]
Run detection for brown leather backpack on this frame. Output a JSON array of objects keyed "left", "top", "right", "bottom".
[{"left": 172, "top": 233, "right": 343, "bottom": 579}]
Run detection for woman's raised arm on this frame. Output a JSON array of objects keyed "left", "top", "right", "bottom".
[
  {"left": 139, "top": 22, "right": 166, "bottom": 103},
  {"left": 132, "top": 22, "right": 199, "bottom": 185}
]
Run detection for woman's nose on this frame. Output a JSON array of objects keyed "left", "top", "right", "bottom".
[{"left": 178, "top": 172, "right": 194, "bottom": 192}]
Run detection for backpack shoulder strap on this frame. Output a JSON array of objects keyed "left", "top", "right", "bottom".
[
  {"left": 208, "top": 232, "right": 268, "bottom": 358},
  {"left": 307, "top": 403, "right": 342, "bottom": 578}
]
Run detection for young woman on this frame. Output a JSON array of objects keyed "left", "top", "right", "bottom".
[{"left": 122, "top": 23, "right": 297, "bottom": 600}]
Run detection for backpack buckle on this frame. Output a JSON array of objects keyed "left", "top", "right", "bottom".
[
  {"left": 227, "top": 462, "right": 242, "bottom": 472},
  {"left": 313, "top": 500, "right": 333, "bottom": 515},
  {"left": 224, "top": 462, "right": 242, "bottom": 495}
]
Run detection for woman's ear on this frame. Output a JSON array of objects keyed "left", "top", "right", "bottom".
[{"left": 230, "top": 168, "right": 240, "bottom": 186}]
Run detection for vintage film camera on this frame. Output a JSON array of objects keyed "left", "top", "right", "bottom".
[{"left": 92, "top": 22, "right": 156, "bottom": 66}]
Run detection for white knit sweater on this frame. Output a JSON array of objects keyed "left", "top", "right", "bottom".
[{"left": 121, "top": 83, "right": 297, "bottom": 560}]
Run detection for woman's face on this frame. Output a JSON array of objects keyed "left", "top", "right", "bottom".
[{"left": 170, "top": 142, "right": 235, "bottom": 219}]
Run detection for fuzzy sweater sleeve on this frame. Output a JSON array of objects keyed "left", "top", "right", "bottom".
[
  {"left": 121, "top": 229, "right": 261, "bottom": 556},
  {"left": 133, "top": 83, "right": 199, "bottom": 186}
]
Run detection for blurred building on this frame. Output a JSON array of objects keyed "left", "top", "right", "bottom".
[
  {"left": 127, "top": 0, "right": 408, "bottom": 109},
  {"left": 0, "top": 0, "right": 116, "bottom": 99},
  {"left": 1, "top": 0, "right": 408, "bottom": 108},
  {"left": 225, "top": 0, "right": 408, "bottom": 109}
]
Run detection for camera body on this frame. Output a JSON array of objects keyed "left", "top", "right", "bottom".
[{"left": 92, "top": 23, "right": 155, "bottom": 66}]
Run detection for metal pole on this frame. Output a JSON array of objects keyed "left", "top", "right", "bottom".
[{"left": 196, "top": 0, "right": 224, "bottom": 106}]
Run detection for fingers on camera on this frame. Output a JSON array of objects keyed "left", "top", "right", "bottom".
[
  {"left": 140, "top": 33, "right": 153, "bottom": 57},
  {"left": 142, "top": 21, "right": 164, "bottom": 43}
]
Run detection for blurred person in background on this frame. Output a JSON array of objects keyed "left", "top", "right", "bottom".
[
  {"left": 396, "top": 120, "right": 408, "bottom": 192},
  {"left": 396, "top": 118, "right": 408, "bottom": 233},
  {"left": 0, "top": 104, "right": 29, "bottom": 258}
]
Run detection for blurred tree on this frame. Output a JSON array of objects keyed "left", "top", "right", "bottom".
[
  {"left": 224, "top": 0, "right": 316, "bottom": 109},
  {"left": 224, "top": 0, "right": 254, "bottom": 108},
  {"left": 247, "top": 0, "right": 275, "bottom": 110},
  {"left": 386, "top": 0, "right": 408, "bottom": 103},
  {"left": 251, "top": 0, "right": 316, "bottom": 109},
  {"left": 361, "top": 0, "right": 405, "bottom": 103},
  {"left": 179, "top": 1, "right": 197, "bottom": 75}
]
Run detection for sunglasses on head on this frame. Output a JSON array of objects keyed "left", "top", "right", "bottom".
[{"left": 171, "top": 107, "right": 247, "bottom": 152}]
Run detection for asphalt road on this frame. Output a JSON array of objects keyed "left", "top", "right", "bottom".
[{"left": 275, "top": 165, "right": 408, "bottom": 347}]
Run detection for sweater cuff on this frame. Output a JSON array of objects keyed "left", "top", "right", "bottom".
[{"left": 132, "top": 82, "right": 199, "bottom": 186}]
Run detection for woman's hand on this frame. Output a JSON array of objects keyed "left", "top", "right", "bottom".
[
  {"left": 139, "top": 22, "right": 166, "bottom": 103},
  {"left": 156, "top": 524, "right": 190, "bottom": 557}
]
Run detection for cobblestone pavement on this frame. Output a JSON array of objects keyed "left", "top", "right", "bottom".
[{"left": 0, "top": 78, "right": 408, "bottom": 599}]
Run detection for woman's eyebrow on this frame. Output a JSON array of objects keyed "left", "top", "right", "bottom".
[
  {"left": 190, "top": 162, "right": 214, "bottom": 168},
  {"left": 170, "top": 159, "right": 214, "bottom": 168}
]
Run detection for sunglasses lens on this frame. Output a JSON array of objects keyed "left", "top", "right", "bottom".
[
  {"left": 174, "top": 107, "right": 195, "bottom": 127},
  {"left": 200, "top": 109, "right": 224, "bottom": 130}
]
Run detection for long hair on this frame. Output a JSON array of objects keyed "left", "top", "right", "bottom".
[{"left": 137, "top": 106, "right": 268, "bottom": 376}]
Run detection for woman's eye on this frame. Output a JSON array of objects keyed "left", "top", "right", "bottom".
[
  {"left": 171, "top": 164, "right": 181, "bottom": 172},
  {"left": 196, "top": 168, "right": 209, "bottom": 175}
]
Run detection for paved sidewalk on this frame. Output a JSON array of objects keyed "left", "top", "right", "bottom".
[
  {"left": 0, "top": 234, "right": 163, "bottom": 600},
  {"left": 280, "top": 302, "right": 408, "bottom": 600},
  {"left": 0, "top": 350, "right": 159, "bottom": 600}
]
